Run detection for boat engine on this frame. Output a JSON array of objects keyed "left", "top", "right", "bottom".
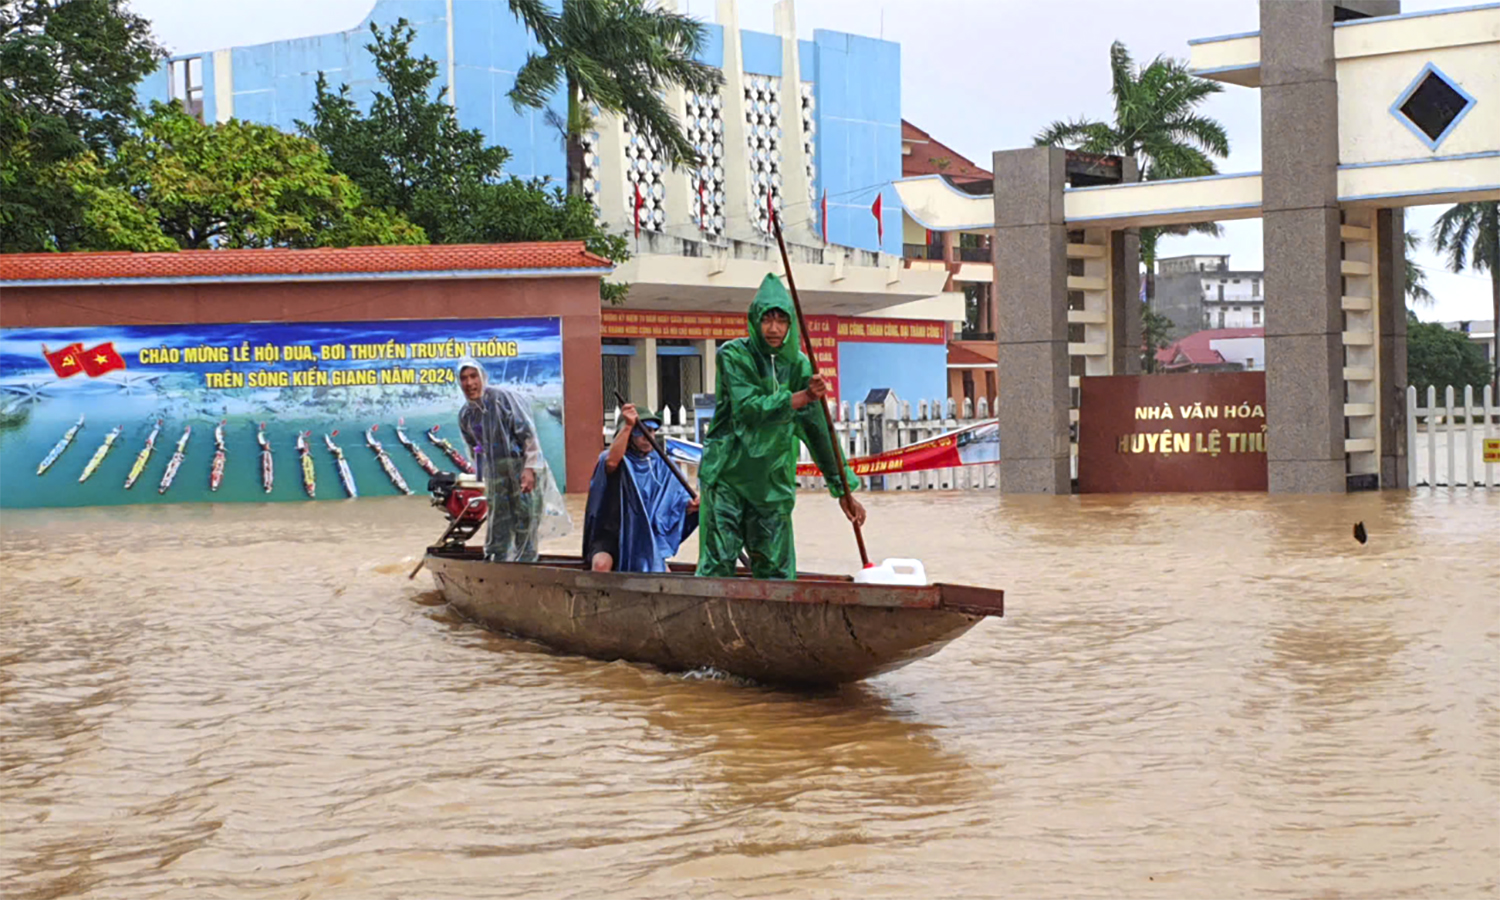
[{"left": 426, "top": 472, "right": 488, "bottom": 547}]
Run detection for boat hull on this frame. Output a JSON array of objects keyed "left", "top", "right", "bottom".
[{"left": 426, "top": 551, "right": 1002, "bottom": 686}]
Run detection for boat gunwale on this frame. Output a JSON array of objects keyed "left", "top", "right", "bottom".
[{"left": 425, "top": 549, "right": 1003, "bottom": 617}]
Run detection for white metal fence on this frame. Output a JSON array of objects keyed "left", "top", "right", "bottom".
[
  {"left": 604, "top": 384, "right": 1500, "bottom": 492},
  {"left": 605, "top": 397, "right": 1000, "bottom": 492},
  {"left": 1407, "top": 384, "right": 1498, "bottom": 488}
]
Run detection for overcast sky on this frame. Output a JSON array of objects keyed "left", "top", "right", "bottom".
[{"left": 131, "top": 0, "right": 1491, "bottom": 324}]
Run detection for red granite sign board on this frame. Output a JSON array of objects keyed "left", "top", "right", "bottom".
[{"left": 1078, "top": 373, "right": 1268, "bottom": 492}]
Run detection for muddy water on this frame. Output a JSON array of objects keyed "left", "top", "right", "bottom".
[{"left": 2, "top": 490, "right": 1497, "bottom": 899}]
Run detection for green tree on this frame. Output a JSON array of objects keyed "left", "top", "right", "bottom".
[
  {"left": 1406, "top": 310, "right": 1490, "bottom": 395},
  {"left": 65, "top": 102, "right": 424, "bottom": 251},
  {"left": 1430, "top": 201, "right": 1499, "bottom": 393},
  {"left": 1033, "top": 42, "right": 1231, "bottom": 308},
  {"left": 1, "top": 0, "right": 166, "bottom": 252},
  {"left": 1405, "top": 229, "right": 1432, "bottom": 305},
  {"left": 1142, "top": 303, "right": 1175, "bottom": 373},
  {"left": 302, "top": 20, "right": 629, "bottom": 301},
  {"left": 505, "top": 0, "right": 722, "bottom": 196}
]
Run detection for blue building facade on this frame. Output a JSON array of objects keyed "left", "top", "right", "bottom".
[{"left": 138, "top": 0, "right": 904, "bottom": 257}]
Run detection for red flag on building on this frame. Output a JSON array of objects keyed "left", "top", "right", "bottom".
[
  {"left": 42, "top": 343, "right": 87, "bottom": 379},
  {"left": 766, "top": 188, "right": 776, "bottom": 231},
  {"left": 634, "top": 182, "right": 645, "bottom": 238},
  {"left": 820, "top": 189, "right": 828, "bottom": 244},
  {"left": 871, "top": 192, "right": 884, "bottom": 243},
  {"left": 79, "top": 341, "right": 127, "bottom": 377},
  {"left": 698, "top": 183, "right": 707, "bottom": 230}
]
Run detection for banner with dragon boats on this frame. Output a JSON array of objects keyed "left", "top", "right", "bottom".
[{"left": 0, "top": 318, "right": 565, "bottom": 508}]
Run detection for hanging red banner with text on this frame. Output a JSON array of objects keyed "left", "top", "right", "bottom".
[
  {"left": 792, "top": 420, "right": 998, "bottom": 477},
  {"left": 802, "top": 314, "right": 840, "bottom": 404}
]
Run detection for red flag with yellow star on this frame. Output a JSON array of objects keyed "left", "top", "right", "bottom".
[
  {"left": 80, "top": 341, "right": 127, "bottom": 377},
  {"left": 43, "top": 343, "right": 86, "bottom": 379}
]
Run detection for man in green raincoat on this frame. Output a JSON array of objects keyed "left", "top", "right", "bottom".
[{"left": 696, "top": 273, "right": 866, "bottom": 579}]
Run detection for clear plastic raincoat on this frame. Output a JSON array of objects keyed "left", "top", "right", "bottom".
[
  {"left": 695, "top": 274, "right": 859, "bottom": 579},
  {"left": 456, "top": 358, "right": 571, "bottom": 561}
]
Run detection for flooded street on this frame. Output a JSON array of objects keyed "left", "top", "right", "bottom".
[{"left": 2, "top": 490, "right": 1497, "bottom": 899}]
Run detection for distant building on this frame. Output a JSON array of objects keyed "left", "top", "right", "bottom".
[
  {"left": 1440, "top": 319, "right": 1497, "bottom": 380},
  {"left": 1155, "top": 327, "right": 1265, "bottom": 373},
  {"left": 136, "top": 0, "right": 961, "bottom": 419},
  {"left": 1152, "top": 254, "right": 1265, "bottom": 339},
  {"left": 901, "top": 121, "right": 992, "bottom": 188},
  {"left": 898, "top": 121, "right": 996, "bottom": 410}
]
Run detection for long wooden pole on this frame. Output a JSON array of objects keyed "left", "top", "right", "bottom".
[
  {"left": 769, "top": 209, "right": 871, "bottom": 568},
  {"left": 612, "top": 390, "right": 697, "bottom": 500},
  {"left": 613, "top": 390, "right": 752, "bottom": 571}
]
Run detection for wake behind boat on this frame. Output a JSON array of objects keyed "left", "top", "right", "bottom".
[
  {"left": 426, "top": 425, "right": 473, "bottom": 474},
  {"left": 296, "top": 432, "right": 316, "bottom": 498},
  {"left": 78, "top": 425, "right": 122, "bottom": 483},
  {"left": 396, "top": 418, "right": 439, "bottom": 476},
  {"left": 417, "top": 474, "right": 1003, "bottom": 686},
  {"left": 37, "top": 415, "right": 84, "bottom": 476},
  {"left": 124, "top": 420, "right": 162, "bottom": 489},
  {"left": 257, "top": 423, "right": 273, "bottom": 493},
  {"left": 324, "top": 431, "right": 357, "bottom": 498},
  {"left": 158, "top": 425, "right": 191, "bottom": 494},
  {"left": 209, "top": 421, "right": 227, "bottom": 491},
  {"left": 366, "top": 425, "right": 412, "bottom": 494}
]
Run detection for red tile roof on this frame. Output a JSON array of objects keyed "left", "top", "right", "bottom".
[
  {"left": 1156, "top": 327, "right": 1264, "bottom": 368},
  {"left": 0, "top": 242, "right": 614, "bottom": 284},
  {"left": 948, "top": 341, "right": 998, "bottom": 366},
  {"left": 902, "top": 120, "right": 991, "bottom": 183}
]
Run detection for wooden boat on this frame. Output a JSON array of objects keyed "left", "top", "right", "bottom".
[{"left": 423, "top": 547, "right": 1003, "bottom": 686}]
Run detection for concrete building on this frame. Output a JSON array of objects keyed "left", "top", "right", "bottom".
[
  {"left": 1153, "top": 254, "right": 1266, "bottom": 336},
  {"left": 137, "top": 0, "right": 958, "bottom": 420},
  {"left": 894, "top": 0, "right": 1500, "bottom": 493},
  {"left": 898, "top": 121, "right": 998, "bottom": 410}
]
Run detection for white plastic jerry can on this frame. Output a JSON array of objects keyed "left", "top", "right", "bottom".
[{"left": 853, "top": 558, "right": 928, "bottom": 586}]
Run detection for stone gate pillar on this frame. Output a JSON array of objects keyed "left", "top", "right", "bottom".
[
  {"left": 1377, "top": 207, "right": 1409, "bottom": 488},
  {"left": 1259, "top": 0, "right": 1398, "bottom": 492},
  {"left": 992, "top": 147, "right": 1070, "bottom": 493},
  {"left": 1260, "top": 0, "right": 1345, "bottom": 493}
]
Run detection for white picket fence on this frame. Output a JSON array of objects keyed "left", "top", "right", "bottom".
[
  {"left": 1407, "top": 384, "right": 1499, "bottom": 488},
  {"left": 605, "top": 385, "right": 1499, "bottom": 492},
  {"left": 605, "top": 397, "right": 1000, "bottom": 492}
]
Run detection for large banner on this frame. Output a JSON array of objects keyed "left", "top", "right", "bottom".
[
  {"left": 0, "top": 318, "right": 563, "bottom": 509},
  {"left": 1078, "top": 372, "right": 1267, "bottom": 492}
]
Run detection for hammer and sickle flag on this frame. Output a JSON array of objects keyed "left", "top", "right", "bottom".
[
  {"left": 80, "top": 341, "right": 127, "bottom": 377},
  {"left": 42, "top": 343, "right": 86, "bottom": 378}
]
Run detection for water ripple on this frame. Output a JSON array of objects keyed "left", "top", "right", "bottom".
[{"left": 1, "top": 491, "right": 1496, "bottom": 898}]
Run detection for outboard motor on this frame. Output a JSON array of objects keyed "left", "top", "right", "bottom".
[{"left": 426, "top": 472, "right": 488, "bottom": 547}]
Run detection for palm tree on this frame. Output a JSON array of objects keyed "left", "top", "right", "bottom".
[
  {"left": 1034, "top": 41, "right": 1230, "bottom": 309},
  {"left": 505, "top": 0, "right": 723, "bottom": 198},
  {"left": 1431, "top": 201, "right": 1499, "bottom": 393},
  {"left": 1405, "top": 229, "right": 1433, "bottom": 306}
]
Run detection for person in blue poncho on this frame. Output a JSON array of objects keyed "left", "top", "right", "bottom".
[{"left": 583, "top": 403, "right": 699, "bottom": 572}]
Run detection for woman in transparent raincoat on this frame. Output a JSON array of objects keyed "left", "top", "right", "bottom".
[{"left": 455, "top": 357, "right": 571, "bottom": 561}]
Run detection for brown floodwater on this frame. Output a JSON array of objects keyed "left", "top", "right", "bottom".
[{"left": 2, "top": 489, "right": 1497, "bottom": 899}]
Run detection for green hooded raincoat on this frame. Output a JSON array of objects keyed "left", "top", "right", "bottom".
[{"left": 695, "top": 274, "right": 860, "bottom": 579}]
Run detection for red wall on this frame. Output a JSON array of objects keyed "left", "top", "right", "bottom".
[{"left": 0, "top": 276, "right": 603, "bottom": 493}]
